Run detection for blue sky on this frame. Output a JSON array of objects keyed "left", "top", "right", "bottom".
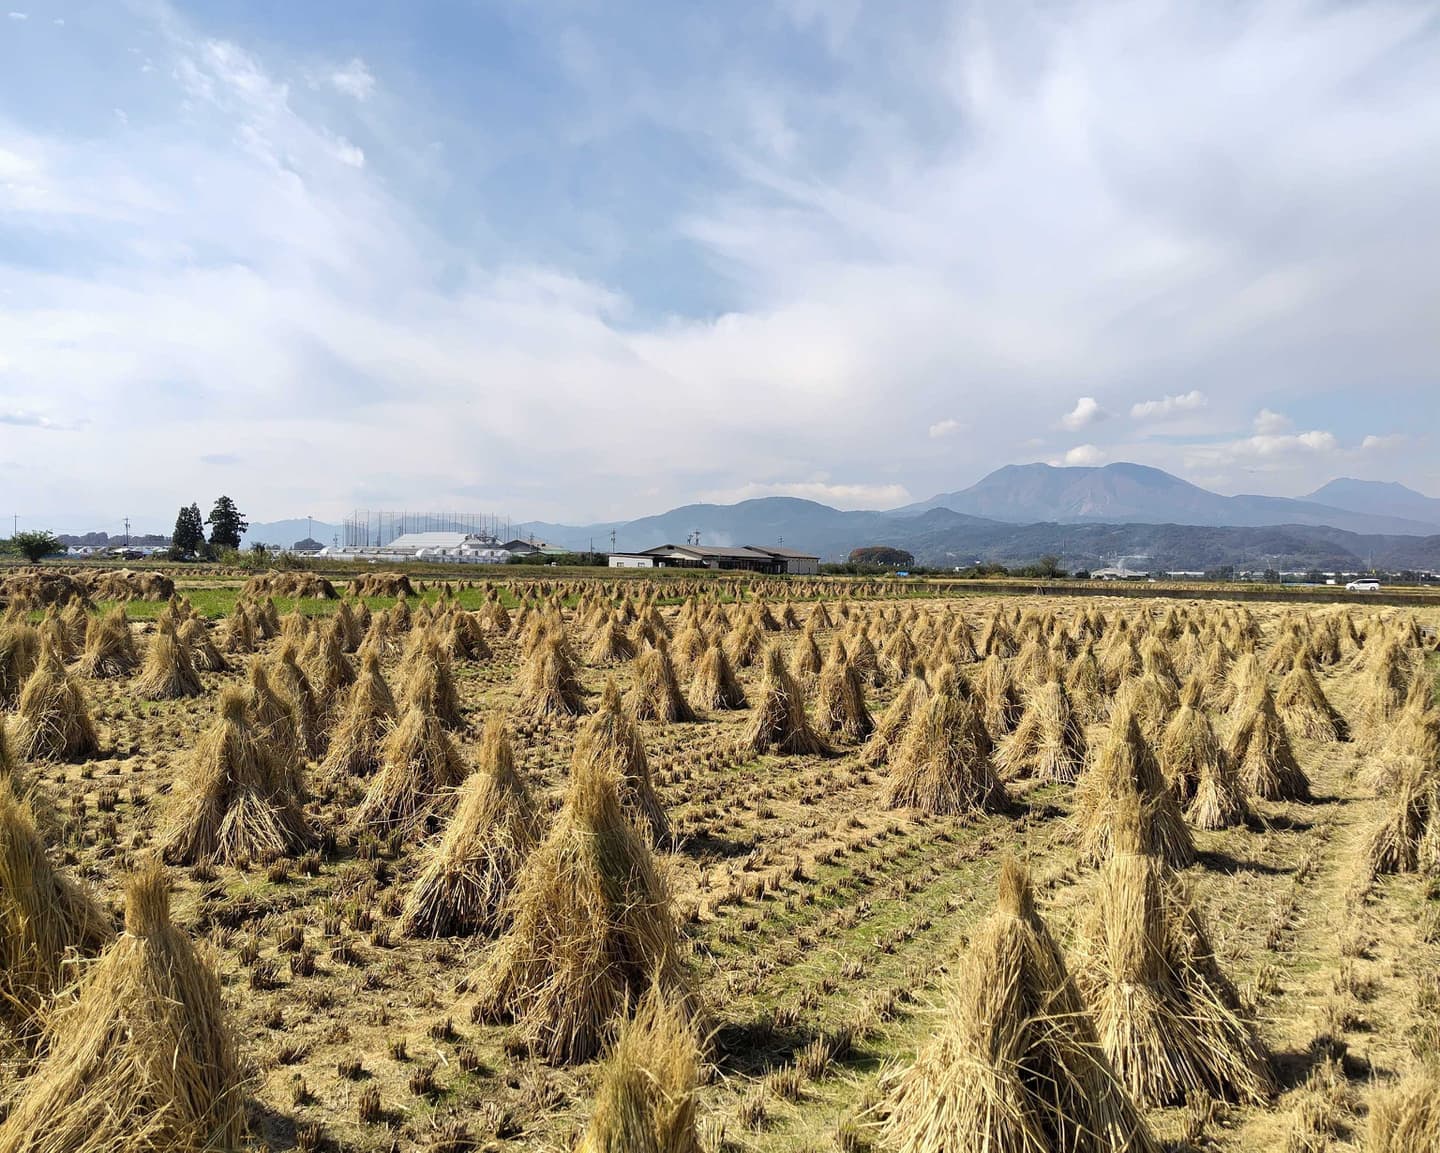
[{"left": 2, "top": 0, "right": 1438, "bottom": 533}]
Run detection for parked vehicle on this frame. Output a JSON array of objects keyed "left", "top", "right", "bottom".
[{"left": 1345, "top": 578, "right": 1381, "bottom": 591}]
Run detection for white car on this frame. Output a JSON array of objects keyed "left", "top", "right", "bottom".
[{"left": 1345, "top": 578, "right": 1381, "bottom": 591}]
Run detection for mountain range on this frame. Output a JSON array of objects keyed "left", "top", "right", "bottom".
[{"left": 237, "top": 463, "right": 1440, "bottom": 572}]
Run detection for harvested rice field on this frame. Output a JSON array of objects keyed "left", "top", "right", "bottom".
[{"left": 3, "top": 574, "right": 1440, "bottom": 1152}]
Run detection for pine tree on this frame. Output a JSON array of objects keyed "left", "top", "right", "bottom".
[
  {"left": 172, "top": 504, "right": 205, "bottom": 558},
  {"left": 206, "top": 496, "right": 248, "bottom": 551}
]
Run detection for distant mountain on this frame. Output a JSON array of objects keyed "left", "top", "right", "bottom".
[
  {"left": 899, "top": 462, "right": 1440, "bottom": 536},
  {"left": 523, "top": 498, "right": 998, "bottom": 558},
  {"left": 243, "top": 519, "right": 343, "bottom": 549},
  {"left": 1304, "top": 478, "right": 1440, "bottom": 528}
]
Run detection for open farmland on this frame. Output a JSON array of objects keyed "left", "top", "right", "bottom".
[{"left": 2, "top": 571, "right": 1439, "bottom": 1152}]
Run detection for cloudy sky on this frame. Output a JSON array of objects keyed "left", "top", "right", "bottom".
[{"left": 2, "top": 0, "right": 1438, "bottom": 533}]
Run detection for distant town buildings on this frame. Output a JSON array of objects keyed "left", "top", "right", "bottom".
[{"left": 608, "top": 543, "right": 820, "bottom": 575}]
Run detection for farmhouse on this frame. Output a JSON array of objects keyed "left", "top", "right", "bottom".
[{"left": 608, "top": 543, "right": 820, "bottom": 575}]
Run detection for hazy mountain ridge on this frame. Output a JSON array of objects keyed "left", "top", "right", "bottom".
[{"left": 898, "top": 462, "right": 1440, "bottom": 535}]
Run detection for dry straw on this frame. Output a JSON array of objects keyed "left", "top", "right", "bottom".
[
  {"left": 352, "top": 688, "right": 466, "bottom": 839},
  {"left": 1227, "top": 682, "right": 1310, "bottom": 802},
  {"left": 1074, "top": 794, "right": 1273, "bottom": 1106},
  {"left": 1075, "top": 705, "right": 1194, "bottom": 868},
  {"left": 625, "top": 641, "right": 697, "bottom": 724},
  {"left": 861, "top": 663, "right": 930, "bottom": 768},
  {"left": 740, "top": 644, "right": 832, "bottom": 757},
  {"left": 887, "top": 673, "right": 1006, "bottom": 815},
  {"left": 74, "top": 606, "right": 138, "bottom": 678},
  {"left": 161, "top": 687, "right": 311, "bottom": 865},
  {"left": 1366, "top": 1061, "right": 1440, "bottom": 1153},
  {"left": 320, "top": 649, "right": 398, "bottom": 779},
  {"left": 0, "top": 782, "right": 111, "bottom": 1037},
  {"left": 815, "top": 638, "right": 874, "bottom": 744},
  {"left": 974, "top": 654, "right": 1021, "bottom": 737},
  {"left": 577, "top": 984, "right": 701, "bottom": 1153},
  {"left": 1162, "top": 679, "right": 1249, "bottom": 829},
  {"left": 879, "top": 858, "right": 1158, "bottom": 1153},
  {"left": 470, "top": 745, "right": 692, "bottom": 1064},
  {"left": 1275, "top": 660, "right": 1348, "bottom": 742},
  {"left": 399, "top": 631, "right": 465, "bottom": 730},
  {"left": 583, "top": 679, "right": 669, "bottom": 841},
  {"left": 134, "top": 617, "right": 203, "bottom": 700},
  {"left": 0, "top": 620, "right": 41, "bottom": 708},
  {"left": 0, "top": 864, "right": 244, "bottom": 1153},
  {"left": 516, "top": 628, "right": 586, "bottom": 718},
  {"left": 12, "top": 648, "right": 100, "bottom": 763},
  {"left": 687, "top": 643, "right": 746, "bottom": 711},
  {"left": 995, "top": 678, "right": 1087, "bottom": 783},
  {"left": 400, "top": 718, "right": 539, "bottom": 937}
]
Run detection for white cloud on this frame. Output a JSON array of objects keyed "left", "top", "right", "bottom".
[
  {"left": 1130, "top": 390, "right": 1206, "bottom": 419},
  {"left": 330, "top": 136, "right": 365, "bottom": 167},
  {"left": 928, "top": 418, "right": 963, "bottom": 439},
  {"left": 330, "top": 57, "right": 374, "bottom": 101},
  {"left": 1361, "top": 433, "right": 1407, "bottom": 452},
  {"left": 1253, "top": 409, "right": 1291, "bottom": 434},
  {"left": 1061, "top": 396, "right": 1107, "bottom": 430},
  {"left": 8, "top": 12, "right": 28, "bottom": 21},
  {"left": 2, "top": 0, "right": 1438, "bottom": 523},
  {"left": 1055, "top": 444, "right": 1105, "bottom": 466},
  {"left": 1, "top": 410, "right": 75, "bottom": 430}
]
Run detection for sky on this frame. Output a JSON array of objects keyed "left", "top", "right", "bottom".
[{"left": 2, "top": 0, "right": 1439, "bottom": 535}]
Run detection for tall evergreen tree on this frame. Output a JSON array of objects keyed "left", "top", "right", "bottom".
[
  {"left": 172, "top": 504, "right": 205, "bottom": 557},
  {"left": 206, "top": 496, "right": 248, "bottom": 550}
]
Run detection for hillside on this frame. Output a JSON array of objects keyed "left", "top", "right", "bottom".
[{"left": 899, "top": 462, "right": 1440, "bottom": 535}]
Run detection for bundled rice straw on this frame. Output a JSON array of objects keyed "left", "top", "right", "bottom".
[
  {"left": 320, "top": 649, "right": 398, "bottom": 779},
  {"left": 995, "top": 678, "right": 1088, "bottom": 783},
  {"left": 1065, "top": 643, "right": 1108, "bottom": 724},
  {"left": 161, "top": 687, "right": 311, "bottom": 865},
  {"left": 687, "top": 643, "right": 745, "bottom": 711},
  {"left": 0, "top": 782, "right": 111, "bottom": 1037},
  {"left": 352, "top": 689, "right": 467, "bottom": 839},
  {"left": 739, "top": 644, "right": 832, "bottom": 757},
  {"left": 887, "top": 678, "right": 1006, "bottom": 815},
  {"left": 589, "top": 614, "right": 638, "bottom": 666},
  {"left": 399, "top": 632, "right": 465, "bottom": 730},
  {"left": 12, "top": 649, "right": 100, "bottom": 762},
  {"left": 74, "top": 606, "right": 138, "bottom": 678},
  {"left": 516, "top": 629, "right": 586, "bottom": 718},
  {"left": 1074, "top": 794, "right": 1273, "bottom": 1106},
  {"left": 0, "top": 621, "right": 41, "bottom": 708},
  {"left": 576, "top": 984, "right": 701, "bottom": 1153},
  {"left": 1365, "top": 760, "right": 1440, "bottom": 876},
  {"left": 1227, "top": 683, "right": 1310, "bottom": 802},
  {"left": 861, "top": 664, "right": 930, "bottom": 768},
  {"left": 303, "top": 618, "right": 355, "bottom": 717},
  {"left": 1366, "top": 1061, "right": 1440, "bottom": 1153},
  {"left": 270, "top": 640, "right": 322, "bottom": 759},
  {"left": 582, "top": 679, "right": 669, "bottom": 841},
  {"left": 625, "top": 642, "right": 697, "bottom": 724},
  {"left": 400, "top": 718, "right": 539, "bottom": 937},
  {"left": 469, "top": 746, "right": 692, "bottom": 1064},
  {"left": 879, "top": 858, "right": 1158, "bottom": 1153},
  {"left": 973, "top": 654, "right": 1022, "bottom": 739},
  {"left": 1360, "top": 637, "right": 1413, "bottom": 732},
  {"left": 177, "top": 617, "right": 227, "bottom": 674},
  {"left": 1275, "top": 660, "right": 1348, "bottom": 742},
  {"left": 789, "top": 629, "right": 823, "bottom": 683},
  {"left": 1075, "top": 706, "right": 1194, "bottom": 868},
  {"left": 133, "top": 617, "right": 203, "bottom": 700},
  {"left": 0, "top": 864, "right": 244, "bottom": 1153},
  {"left": 814, "top": 639, "right": 874, "bottom": 743}
]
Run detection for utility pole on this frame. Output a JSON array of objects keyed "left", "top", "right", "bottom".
[
  {"left": 123, "top": 517, "right": 130, "bottom": 547},
  {"left": 610, "top": 529, "right": 617, "bottom": 553},
  {"left": 307, "top": 515, "right": 313, "bottom": 542}
]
